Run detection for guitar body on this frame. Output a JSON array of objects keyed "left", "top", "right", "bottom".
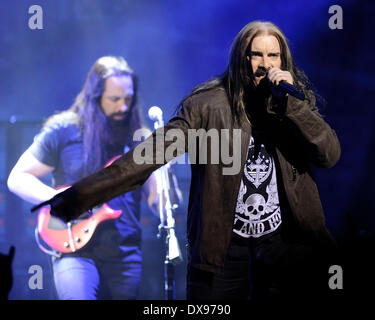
[
  {"left": 36, "top": 155, "right": 123, "bottom": 255},
  {"left": 37, "top": 203, "right": 122, "bottom": 254}
]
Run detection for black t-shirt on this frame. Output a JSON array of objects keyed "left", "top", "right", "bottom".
[
  {"left": 29, "top": 120, "right": 143, "bottom": 253},
  {"left": 232, "top": 129, "right": 282, "bottom": 244}
]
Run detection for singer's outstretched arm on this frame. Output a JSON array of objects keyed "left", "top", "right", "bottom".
[{"left": 33, "top": 86, "right": 340, "bottom": 223}]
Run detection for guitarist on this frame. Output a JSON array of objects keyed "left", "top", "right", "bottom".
[{"left": 7, "top": 56, "right": 161, "bottom": 300}]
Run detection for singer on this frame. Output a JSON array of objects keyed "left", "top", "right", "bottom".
[
  {"left": 7, "top": 56, "right": 164, "bottom": 300},
  {"left": 31, "top": 21, "right": 341, "bottom": 300}
]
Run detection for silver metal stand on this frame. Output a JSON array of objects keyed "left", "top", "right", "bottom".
[{"left": 148, "top": 106, "right": 183, "bottom": 300}]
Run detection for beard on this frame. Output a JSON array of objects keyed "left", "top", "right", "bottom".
[
  {"left": 107, "top": 111, "right": 129, "bottom": 123},
  {"left": 105, "top": 115, "right": 130, "bottom": 150}
]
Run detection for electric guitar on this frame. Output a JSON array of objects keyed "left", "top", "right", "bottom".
[{"left": 35, "top": 155, "right": 122, "bottom": 257}]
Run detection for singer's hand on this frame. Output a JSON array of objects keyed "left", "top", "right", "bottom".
[
  {"left": 267, "top": 68, "right": 293, "bottom": 86},
  {"left": 31, "top": 186, "right": 81, "bottom": 223}
]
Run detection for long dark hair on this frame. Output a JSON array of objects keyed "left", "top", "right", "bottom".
[
  {"left": 44, "top": 56, "right": 144, "bottom": 174},
  {"left": 180, "top": 21, "right": 321, "bottom": 124}
]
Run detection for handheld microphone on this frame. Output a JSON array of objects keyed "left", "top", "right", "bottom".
[
  {"left": 275, "top": 81, "right": 305, "bottom": 101},
  {"left": 255, "top": 69, "right": 305, "bottom": 101}
]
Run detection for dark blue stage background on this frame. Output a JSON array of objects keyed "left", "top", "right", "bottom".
[{"left": 0, "top": 0, "right": 373, "bottom": 300}]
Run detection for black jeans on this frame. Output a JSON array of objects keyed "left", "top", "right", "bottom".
[
  {"left": 187, "top": 231, "right": 333, "bottom": 300},
  {"left": 187, "top": 241, "right": 251, "bottom": 300}
]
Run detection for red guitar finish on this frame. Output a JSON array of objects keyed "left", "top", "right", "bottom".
[{"left": 36, "top": 155, "right": 122, "bottom": 254}]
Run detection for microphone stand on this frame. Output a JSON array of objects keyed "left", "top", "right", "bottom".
[{"left": 151, "top": 112, "right": 183, "bottom": 300}]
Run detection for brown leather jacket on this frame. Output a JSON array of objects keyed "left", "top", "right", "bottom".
[{"left": 47, "top": 86, "right": 341, "bottom": 274}]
